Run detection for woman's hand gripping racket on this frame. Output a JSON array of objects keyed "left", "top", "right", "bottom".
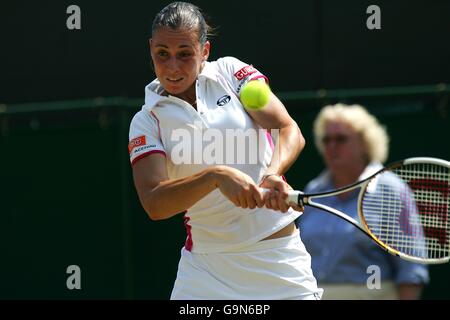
[{"left": 263, "top": 157, "right": 450, "bottom": 264}]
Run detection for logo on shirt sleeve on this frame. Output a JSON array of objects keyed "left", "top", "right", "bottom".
[
  {"left": 128, "top": 135, "right": 146, "bottom": 154},
  {"left": 234, "top": 65, "right": 257, "bottom": 81}
]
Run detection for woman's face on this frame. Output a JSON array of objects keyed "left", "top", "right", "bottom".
[
  {"left": 322, "top": 120, "right": 367, "bottom": 173},
  {"left": 150, "top": 27, "right": 210, "bottom": 97}
]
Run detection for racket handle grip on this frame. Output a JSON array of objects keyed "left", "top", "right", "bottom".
[{"left": 260, "top": 188, "right": 303, "bottom": 205}]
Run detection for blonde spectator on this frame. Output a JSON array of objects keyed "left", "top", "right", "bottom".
[{"left": 296, "top": 103, "right": 429, "bottom": 300}]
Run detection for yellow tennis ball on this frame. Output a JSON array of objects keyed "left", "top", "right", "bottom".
[{"left": 240, "top": 80, "right": 271, "bottom": 110}]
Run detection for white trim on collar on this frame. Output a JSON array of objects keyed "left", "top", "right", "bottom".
[{"left": 144, "top": 80, "right": 169, "bottom": 111}]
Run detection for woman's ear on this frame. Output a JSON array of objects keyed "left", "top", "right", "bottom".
[
  {"left": 203, "top": 41, "right": 211, "bottom": 61},
  {"left": 149, "top": 38, "right": 155, "bottom": 71}
]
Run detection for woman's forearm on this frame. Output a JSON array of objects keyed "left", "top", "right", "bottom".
[{"left": 142, "top": 167, "right": 219, "bottom": 220}]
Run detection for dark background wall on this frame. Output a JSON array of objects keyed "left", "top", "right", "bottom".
[
  {"left": 0, "top": 0, "right": 449, "bottom": 299},
  {"left": 1, "top": 0, "right": 449, "bottom": 103}
]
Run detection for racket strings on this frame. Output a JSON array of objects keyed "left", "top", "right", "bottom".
[{"left": 362, "top": 163, "right": 450, "bottom": 261}]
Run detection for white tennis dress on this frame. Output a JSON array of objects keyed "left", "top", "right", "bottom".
[{"left": 129, "top": 57, "right": 323, "bottom": 300}]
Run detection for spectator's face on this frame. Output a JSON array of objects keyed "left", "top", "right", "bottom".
[
  {"left": 150, "top": 27, "right": 210, "bottom": 96},
  {"left": 322, "top": 120, "right": 366, "bottom": 173}
]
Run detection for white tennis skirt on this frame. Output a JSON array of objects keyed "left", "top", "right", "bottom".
[{"left": 170, "top": 230, "right": 323, "bottom": 300}]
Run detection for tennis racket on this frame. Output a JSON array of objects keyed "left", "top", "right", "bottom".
[{"left": 264, "top": 157, "right": 450, "bottom": 264}]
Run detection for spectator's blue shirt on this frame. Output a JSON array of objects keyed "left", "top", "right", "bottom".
[{"left": 296, "top": 162, "right": 429, "bottom": 284}]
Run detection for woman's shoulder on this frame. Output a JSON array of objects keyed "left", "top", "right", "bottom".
[
  {"left": 213, "top": 56, "right": 248, "bottom": 69},
  {"left": 130, "top": 107, "right": 155, "bottom": 127},
  {"left": 215, "top": 56, "right": 243, "bottom": 63},
  {"left": 210, "top": 56, "right": 255, "bottom": 82}
]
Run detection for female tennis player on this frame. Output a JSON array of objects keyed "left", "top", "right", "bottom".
[{"left": 128, "top": 1, "right": 322, "bottom": 300}]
